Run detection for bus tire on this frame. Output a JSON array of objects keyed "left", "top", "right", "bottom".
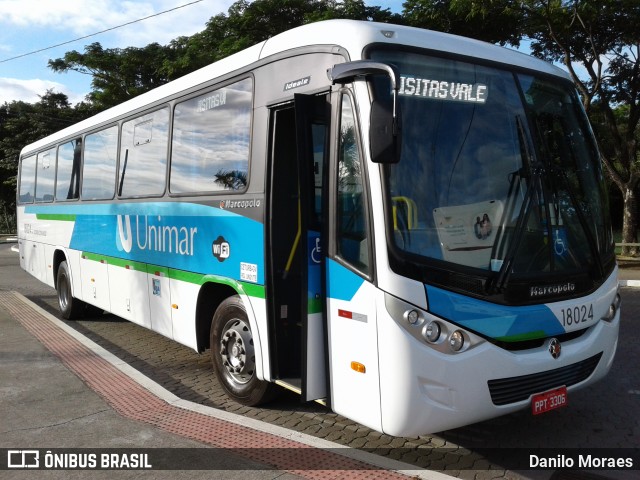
[
  {"left": 210, "top": 295, "right": 276, "bottom": 406},
  {"left": 56, "top": 261, "right": 86, "bottom": 320}
]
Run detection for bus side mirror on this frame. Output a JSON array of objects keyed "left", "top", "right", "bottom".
[
  {"left": 328, "top": 60, "right": 402, "bottom": 163},
  {"left": 370, "top": 97, "right": 401, "bottom": 164}
]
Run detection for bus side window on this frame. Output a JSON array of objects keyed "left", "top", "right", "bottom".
[
  {"left": 82, "top": 126, "right": 118, "bottom": 200},
  {"left": 170, "top": 78, "right": 252, "bottom": 194},
  {"left": 119, "top": 108, "right": 169, "bottom": 197},
  {"left": 34, "top": 148, "right": 56, "bottom": 202},
  {"left": 18, "top": 154, "right": 36, "bottom": 204},
  {"left": 56, "top": 138, "right": 81, "bottom": 200},
  {"left": 336, "top": 94, "right": 370, "bottom": 275}
]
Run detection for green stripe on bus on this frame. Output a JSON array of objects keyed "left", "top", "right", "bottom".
[
  {"left": 496, "top": 330, "right": 547, "bottom": 342},
  {"left": 81, "top": 251, "right": 265, "bottom": 299},
  {"left": 308, "top": 297, "right": 323, "bottom": 314},
  {"left": 81, "top": 251, "right": 108, "bottom": 263},
  {"left": 240, "top": 282, "right": 266, "bottom": 299},
  {"left": 168, "top": 269, "right": 265, "bottom": 298},
  {"left": 35, "top": 213, "right": 76, "bottom": 221}
]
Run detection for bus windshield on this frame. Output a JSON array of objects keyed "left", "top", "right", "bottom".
[{"left": 369, "top": 49, "right": 615, "bottom": 298}]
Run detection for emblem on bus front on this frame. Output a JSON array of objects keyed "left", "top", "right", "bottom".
[
  {"left": 548, "top": 338, "right": 561, "bottom": 359},
  {"left": 530, "top": 282, "right": 576, "bottom": 299}
]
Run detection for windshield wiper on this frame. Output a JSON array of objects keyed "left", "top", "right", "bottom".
[
  {"left": 490, "top": 167, "right": 542, "bottom": 293},
  {"left": 488, "top": 116, "right": 538, "bottom": 293}
]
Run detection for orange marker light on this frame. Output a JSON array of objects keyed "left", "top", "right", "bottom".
[{"left": 351, "top": 361, "right": 366, "bottom": 374}]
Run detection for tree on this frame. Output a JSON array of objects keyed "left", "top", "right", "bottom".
[
  {"left": 0, "top": 91, "right": 93, "bottom": 232},
  {"left": 0, "top": 91, "right": 87, "bottom": 164},
  {"left": 160, "top": 0, "right": 400, "bottom": 80},
  {"left": 403, "top": 0, "right": 521, "bottom": 45},
  {"left": 0, "top": 153, "right": 16, "bottom": 232},
  {"left": 158, "top": 0, "right": 311, "bottom": 79},
  {"left": 49, "top": 42, "right": 177, "bottom": 110},
  {"left": 521, "top": 0, "right": 640, "bottom": 256},
  {"left": 214, "top": 169, "right": 248, "bottom": 190}
]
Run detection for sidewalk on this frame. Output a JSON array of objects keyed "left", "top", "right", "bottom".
[{"left": 0, "top": 290, "right": 450, "bottom": 480}]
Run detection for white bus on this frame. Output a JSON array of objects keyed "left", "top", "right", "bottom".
[{"left": 16, "top": 20, "right": 620, "bottom": 436}]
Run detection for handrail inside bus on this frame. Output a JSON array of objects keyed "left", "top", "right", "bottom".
[
  {"left": 283, "top": 197, "right": 302, "bottom": 280},
  {"left": 392, "top": 196, "right": 418, "bottom": 230}
]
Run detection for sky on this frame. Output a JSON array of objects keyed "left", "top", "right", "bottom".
[{"left": 0, "top": 0, "right": 405, "bottom": 105}]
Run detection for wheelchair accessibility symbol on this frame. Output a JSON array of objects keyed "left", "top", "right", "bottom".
[
  {"left": 310, "top": 237, "right": 322, "bottom": 264},
  {"left": 553, "top": 228, "right": 568, "bottom": 257}
]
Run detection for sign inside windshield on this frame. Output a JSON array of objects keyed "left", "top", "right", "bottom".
[
  {"left": 433, "top": 200, "right": 503, "bottom": 268},
  {"left": 399, "top": 75, "right": 488, "bottom": 104}
]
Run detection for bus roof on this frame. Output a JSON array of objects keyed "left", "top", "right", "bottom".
[
  {"left": 261, "top": 20, "right": 565, "bottom": 78},
  {"left": 20, "top": 20, "right": 567, "bottom": 156}
]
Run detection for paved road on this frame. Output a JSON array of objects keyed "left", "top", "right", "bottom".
[{"left": 1, "top": 242, "right": 638, "bottom": 479}]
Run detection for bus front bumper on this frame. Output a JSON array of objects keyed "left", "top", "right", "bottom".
[{"left": 377, "top": 307, "right": 619, "bottom": 437}]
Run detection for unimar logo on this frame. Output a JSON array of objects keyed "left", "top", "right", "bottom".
[{"left": 116, "top": 215, "right": 198, "bottom": 256}]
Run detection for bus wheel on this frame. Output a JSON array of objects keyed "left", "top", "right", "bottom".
[
  {"left": 210, "top": 295, "right": 275, "bottom": 406},
  {"left": 56, "top": 261, "right": 85, "bottom": 320}
]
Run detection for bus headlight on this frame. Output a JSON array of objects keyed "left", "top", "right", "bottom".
[
  {"left": 405, "top": 309, "right": 420, "bottom": 325},
  {"left": 601, "top": 293, "right": 621, "bottom": 322},
  {"left": 423, "top": 321, "right": 441, "bottom": 343},
  {"left": 384, "top": 292, "right": 484, "bottom": 355},
  {"left": 449, "top": 330, "right": 465, "bottom": 352}
]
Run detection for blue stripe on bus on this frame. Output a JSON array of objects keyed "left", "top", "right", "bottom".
[
  {"left": 25, "top": 202, "right": 265, "bottom": 285},
  {"left": 425, "top": 284, "right": 565, "bottom": 341},
  {"left": 327, "top": 259, "right": 364, "bottom": 301}
]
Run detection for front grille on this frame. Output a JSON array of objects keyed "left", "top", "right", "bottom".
[{"left": 487, "top": 352, "right": 602, "bottom": 406}]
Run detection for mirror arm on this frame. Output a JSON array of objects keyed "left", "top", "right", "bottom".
[{"left": 328, "top": 60, "right": 399, "bottom": 128}]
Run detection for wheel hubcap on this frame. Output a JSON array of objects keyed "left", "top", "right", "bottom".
[{"left": 220, "top": 318, "right": 255, "bottom": 385}]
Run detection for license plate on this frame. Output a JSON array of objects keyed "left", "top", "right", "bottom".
[{"left": 531, "top": 386, "right": 568, "bottom": 415}]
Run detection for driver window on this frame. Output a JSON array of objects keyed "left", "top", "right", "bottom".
[{"left": 336, "top": 94, "right": 370, "bottom": 275}]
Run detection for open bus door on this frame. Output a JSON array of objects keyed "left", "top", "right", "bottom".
[{"left": 267, "top": 93, "right": 329, "bottom": 402}]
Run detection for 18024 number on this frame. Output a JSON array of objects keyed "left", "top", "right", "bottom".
[{"left": 560, "top": 304, "right": 594, "bottom": 327}]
